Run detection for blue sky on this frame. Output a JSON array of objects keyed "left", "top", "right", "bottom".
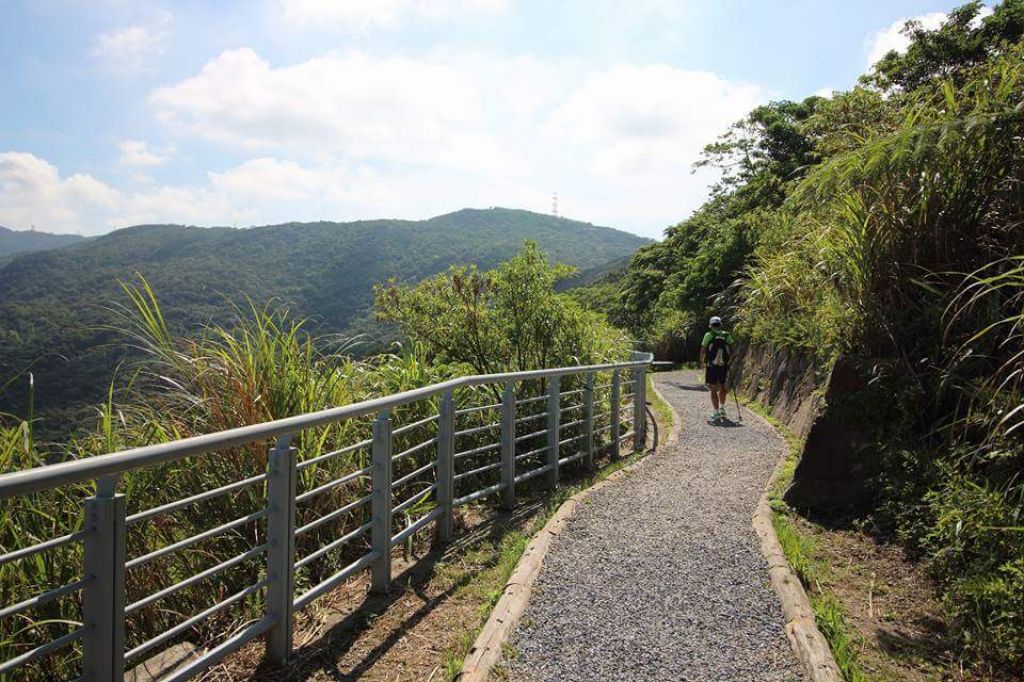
[{"left": 0, "top": 0, "right": 970, "bottom": 238}]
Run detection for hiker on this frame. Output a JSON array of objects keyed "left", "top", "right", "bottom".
[{"left": 700, "top": 315, "right": 734, "bottom": 422}]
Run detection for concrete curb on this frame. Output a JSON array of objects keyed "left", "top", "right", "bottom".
[
  {"left": 458, "top": 378, "right": 682, "bottom": 681},
  {"left": 751, "top": 423, "right": 844, "bottom": 682}
]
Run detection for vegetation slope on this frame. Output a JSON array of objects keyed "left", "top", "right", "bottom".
[
  {"left": 0, "top": 226, "right": 86, "bottom": 260},
  {"left": 0, "top": 208, "right": 646, "bottom": 432}
]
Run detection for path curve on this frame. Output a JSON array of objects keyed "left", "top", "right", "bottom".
[{"left": 507, "top": 370, "right": 802, "bottom": 681}]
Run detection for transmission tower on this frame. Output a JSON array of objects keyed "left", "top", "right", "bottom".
[{"left": 552, "top": 192, "right": 559, "bottom": 217}]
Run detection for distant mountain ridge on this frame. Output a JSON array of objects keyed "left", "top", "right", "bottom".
[
  {"left": 0, "top": 208, "right": 649, "bottom": 429},
  {"left": 0, "top": 225, "right": 87, "bottom": 259}
]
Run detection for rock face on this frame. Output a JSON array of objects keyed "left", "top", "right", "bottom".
[
  {"left": 730, "top": 343, "right": 823, "bottom": 440},
  {"left": 731, "top": 344, "right": 878, "bottom": 515}
]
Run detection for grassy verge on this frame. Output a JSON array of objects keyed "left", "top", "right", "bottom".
[
  {"left": 740, "top": 398, "right": 869, "bottom": 682},
  {"left": 440, "top": 375, "right": 676, "bottom": 679}
]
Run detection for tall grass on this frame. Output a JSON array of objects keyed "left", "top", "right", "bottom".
[{"left": 735, "top": 44, "right": 1024, "bottom": 668}]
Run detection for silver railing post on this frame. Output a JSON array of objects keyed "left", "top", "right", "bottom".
[
  {"left": 611, "top": 369, "right": 621, "bottom": 461},
  {"left": 546, "top": 376, "right": 560, "bottom": 488},
  {"left": 437, "top": 391, "right": 455, "bottom": 542},
  {"left": 500, "top": 382, "right": 516, "bottom": 510},
  {"left": 370, "top": 411, "right": 393, "bottom": 593},
  {"left": 266, "top": 434, "right": 296, "bottom": 664},
  {"left": 634, "top": 364, "right": 647, "bottom": 451},
  {"left": 82, "top": 474, "right": 126, "bottom": 682},
  {"left": 584, "top": 373, "right": 595, "bottom": 471}
]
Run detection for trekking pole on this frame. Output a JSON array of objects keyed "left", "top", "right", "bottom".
[{"left": 732, "top": 382, "right": 743, "bottom": 423}]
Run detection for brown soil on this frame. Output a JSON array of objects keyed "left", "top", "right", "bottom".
[
  {"left": 200, "top": 502, "right": 543, "bottom": 682},
  {"left": 791, "top": 516, "right": 1017, "bottom": 682}
]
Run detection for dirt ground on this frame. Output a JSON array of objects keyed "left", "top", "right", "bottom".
[
  {"left": 791, "top": 515, "right": 1018, "bottom": 682},
  {"left": 201, "top": 503, "right": 543, "bottom": 682}
]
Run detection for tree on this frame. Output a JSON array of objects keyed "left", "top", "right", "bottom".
[
  {"left": 870, "top": 0, "right": 1024, "bottom": 91},
  {"left": 374, "top": 242, "right": 628, "bottom": 375}
]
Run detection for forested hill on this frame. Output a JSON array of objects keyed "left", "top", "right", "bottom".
[
  {"left": 0, "top": 225, "right": 86, "bottom": 259},
  {"left": 0, "top": 208, "right": 647, "bottom": 426}
]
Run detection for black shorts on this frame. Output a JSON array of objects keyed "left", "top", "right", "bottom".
[{"left": 705, "top": 365, "right": 728, "bottom": 386}]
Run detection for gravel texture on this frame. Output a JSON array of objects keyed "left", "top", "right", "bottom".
[{"left": 507, "top": 370, "right": 801, "bottom": 681}]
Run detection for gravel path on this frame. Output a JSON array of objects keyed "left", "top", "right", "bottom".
[{"left": 507, "top": 370, "right": 801, "bottom": 681}]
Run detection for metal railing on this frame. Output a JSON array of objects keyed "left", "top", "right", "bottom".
[{"left": 0, "top": 352, "right": 651, "bottom": 681}]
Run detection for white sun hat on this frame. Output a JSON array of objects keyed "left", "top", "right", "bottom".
[{"left": 709, "top": 316, "right": 722, "bottom": 326}]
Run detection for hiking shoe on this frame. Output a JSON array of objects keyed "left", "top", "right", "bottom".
[
  {"left": 718, "top": 408, "right": 728, "bottom": 420},
  {"left": 709, "top": 411, "right": 721, "bottom": 422}
]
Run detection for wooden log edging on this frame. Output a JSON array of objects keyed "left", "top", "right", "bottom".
[
  {"left": 752, "top": 447, "right": 844, "bottom": 681},
  {"left": 458, "top": 379, "right": 681, "bottom": 681}
]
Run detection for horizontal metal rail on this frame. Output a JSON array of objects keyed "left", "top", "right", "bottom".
[
  {"left": 128, "top": 473, "right": 267, "bottom": 524},
  {"left": 296, "top": 466, "right": 371, "bottom": 504},
  {"left": 454, "top": 402, "right": 501, "bottom": 416},
  {"left": 296, "top": 438, "right": 372, "bottom": 471},
  {"left": 125, "top": 543, "right": 267, "bottom": 615},
  {"left": 558, "top": 450, "right": 588, "bottom": 467},
  {"left": 293, "top": 551, "right": 380, "bottom": 611},
  {"left": 0, "top": 579, "right": 85, "bottom": 620},
  {"left": 392, "top": 485, "right": 436, "bottom": 515},
  {"left": 514, "top": 428, "right": 548, "bottom": 444},
  {"left": 295, "top": 494, "right": 371, "bottom": 537},
  {"left": 513, "top": 412, "right": 546, "bottom": 426},
  {"left": 391, "top": 507, "right": 443, "bottom": 545},
  {"left": 392, "top": 437, "right": 439, "bottom": 462},
  {"left": 126, "top": 578, "right": 269, "bottom": 663},
  {"left": 295, "top": 522, "right": 371, "bottom": 569},
  {"left": 391, "top": 461, "right": 436, "bottom": 489},
  {"left": 0, "top": 530, "right": 87, "bottom": 567},
  {"left": 453, "top": 482, "right": 503, "bottom": 507},
  {"left": 454, "top": 461, "right": 501, "bottom": 482},
  {"left": 126, "top": 508, "right": 267, "bottom": 570},
  {"left": 453, "top": 422, "right": 500, "bottom": 438},
  {"left": 0, "top": 627, "right": 83, "bottom": 676},
  {"left": 515, "top": 445, "right": 548, "bottom": 461},
  {"left": 513, "top": 464, "right": 552, "bottom": 485},
  {"left": 162, "top": 617, "right": 274, "bottom": 682},
  {"left": 391, "top": 414, "right": 439, "bottom": 437},
  {"left": 454, "top": 441, "right": 500, "bottom": 460}
]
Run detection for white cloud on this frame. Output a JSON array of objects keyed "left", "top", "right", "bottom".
[
  {"left": 279, "top": 0, "right": 509, "bottom": 29},
  {"left": 150, "top": 48, "right": 508, "bottom": 171},
  {"left": 92, "top": 11, "right": 172, "bottom": 68},
  {"left": 7, "top": 46, "right": 766, "bottom": 238},
  {"left": 0, "top": 152, "right": 121, "bottom": 233},
  {"left": 118, "top": 140, "right": 172, "bottom": 166},
  {"left": 813, "top": 87, "right": 835, "bottom": 99},
  {"left": 148, "top": 49, "right": 764, "bottom": 232},
  {"left": 547, "top": 65, "right": 763, "bottom": 176}
]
